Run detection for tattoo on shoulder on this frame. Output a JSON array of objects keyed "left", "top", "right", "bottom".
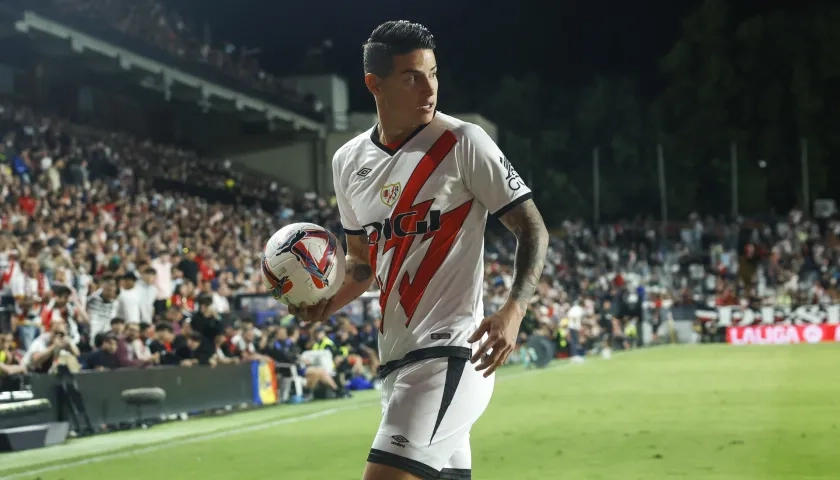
[{"left": 347, "top": 262, "right": 373, "bottom": 283}]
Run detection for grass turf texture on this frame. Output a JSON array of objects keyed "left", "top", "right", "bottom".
[{"left": 1, "top": 343, "right": 838, "bottom": 479}]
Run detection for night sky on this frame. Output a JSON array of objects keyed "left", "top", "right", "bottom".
[{"left": 165, "top": 0, "right": 791, "bottom": 111}]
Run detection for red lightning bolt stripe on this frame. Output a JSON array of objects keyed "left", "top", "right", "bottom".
[
  {"left": 379, "top": 130, "right": 458, "bottom": 331},
  {"left": 398, "top": 199, "right": 473, "bottom": 323}
]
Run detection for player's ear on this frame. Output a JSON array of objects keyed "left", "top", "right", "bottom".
[{"left": 364, "top": 73, "right": 383, "bottom": 97}]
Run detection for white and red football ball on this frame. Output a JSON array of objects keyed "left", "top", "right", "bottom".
[{"left": 261, "top": 222, "right": 345, "bottom": 306}]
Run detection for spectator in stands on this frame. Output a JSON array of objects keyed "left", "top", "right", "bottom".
[
  {"left": 189, "top": 295, "right": 221, "bottom": 352},
  {"left": 111, "top": 320, "right": 155, "bottom": 369},
  {"left": 266, "top": 325, "right": 346, "bottom": 398},
  {"left": 40, "top": 284, "right": 82, "bottom": 346},
  {"left": 170, "top": 280, "right": 196, "bottom": 315},
  {"left": 115, "top": 272, "right": 142, "bottom": 325},
  {"left": 178, "top": 332, "right": 212, "bottom": 367},
  {"left": 259, "top": 325, "right": 296, "bottom": 364},
  {"left": 333, "top": 327, "right": 365, "bottom": 379},
  {"left": 84, "top": 333, "right": 121, "bottom": 371},
  {"left": 162, "top": 306, "right": 185, "bottom": 335},
  {"left": 231, "top": 319, "right": 260, "bottom": 359},
  {"left": 178, "top": 250, "right": 199, "bottom": 285},
  {"left": 210, "top": 331, "right": 238, "bottom": 365},
  {"left": 148, "top": 323, "right": 179, "bottom": 366},
  {"left": 139, "top": 322, "right": 155, "bottom": 345},
  {"left": 21, "top": 318, "right": 80, "bottom": 374},
  {"left": 9, "top": 258, "right": 50, "bottom": 349},
  {"left": 86, "top": 276, "right": 118, "bottom": 339},
  {"left": 308, "top": 327, "right": 335, "bottom": 353},
  {"left": 0, "top": 333, "right": 25, "bottom": 376},
  {"left": 102, "top": 317, "right": 125, "bottom": 345},
  {"left": 124, "top": 323, "right": 155, "bottom": 364},
  {"left": 137, "top": 266, "right": 157, "bottom": 324}
]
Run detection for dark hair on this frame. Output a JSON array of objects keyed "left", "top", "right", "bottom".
[
  {"left": 52, "top": 284, "right": 72, "bottom": 297},
  {"left": 363, "top": 20, "right": 435, "bottom": 77},
  {"left": 155, "top": 323, "right": 173, "bottom": 333},
  {"left": 188, "top": 332, "right": 203, "bottom": 342},
  {"left": 110, "top": 317, "right": 125, "bottom": 326}
]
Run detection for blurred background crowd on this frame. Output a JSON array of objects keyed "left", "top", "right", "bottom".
[
  {"left": 3, "top": 85, "right": 839, "bottom": 391},
  {"left": 2, "top": 0, "right": 840, "bottom": 401}
]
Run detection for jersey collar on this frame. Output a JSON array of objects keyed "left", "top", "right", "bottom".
[{"left": 370, "top": 116, "right": 434, "bottom": 156}]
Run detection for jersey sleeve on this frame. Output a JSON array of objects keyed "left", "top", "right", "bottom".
[
  {"left": 332, "top": 148, "right": 365, "bottom": 235},
  {"left": 458, "top": 124, "right": 533, "bottom": 218}
]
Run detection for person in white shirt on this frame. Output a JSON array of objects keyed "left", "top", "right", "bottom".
[
  {"left": 9, "top": 258, "right": 50, "bottom": 349},
  {"left": 86, "top": 278, "right": 119, "bottom": 339},
  {"left": 124, "top": 323, "right": 154, "bottom": 363},
  {"left": 22, "top": 318, "right": 80, "bottom": 374},
  {"left": 566, "top": 302, "right": 585, "bottom": 364},
  {"left": 150, "top": 253, "right": 173, "bottom": 312},
  {"left": 138, "top": 267, "right": 158, "bottom": 324},
  {"left": 115, "top": 272, "right": 142, "bottom": 324}
]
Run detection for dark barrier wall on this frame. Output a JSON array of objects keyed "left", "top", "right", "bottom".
[{"left": 31, "top": 363, "right": 254, "bottom": 426}]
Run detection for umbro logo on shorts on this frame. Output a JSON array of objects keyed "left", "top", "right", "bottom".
[
  {"left": 356, "top": 167, "right": 372, "bottom": 179},
  {"left": 391, "top": 435, "right": 409, "bottom": 447}
]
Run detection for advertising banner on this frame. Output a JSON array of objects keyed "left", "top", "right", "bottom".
[{"left": 726, "top": 324, "right": 840, "bottom": 345}]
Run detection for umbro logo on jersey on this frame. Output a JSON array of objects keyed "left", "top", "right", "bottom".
[
  {"left": 356, "top": 167, "right": 372, "bottom": 179},
  {"left": 391, "top": 435, "right": 409, "bottom": 448}
]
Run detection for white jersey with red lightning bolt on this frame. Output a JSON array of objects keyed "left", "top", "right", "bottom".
[{"left": 332, "top": 112, "right": 531, "bottom": 365}]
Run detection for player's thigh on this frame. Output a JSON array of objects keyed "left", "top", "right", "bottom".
[
  {"left": 439, "top": 434, "right": 472, "bottom": 479},
  {"left": 363, "top": 462, "right": 425, "bottom": 480},
  {"left": 369, "top": 357, "right": 494, "bottom": 478}
]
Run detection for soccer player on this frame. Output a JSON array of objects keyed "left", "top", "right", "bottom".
[{"left": 290, "top": 20, "right": 549, "bottom": 480}]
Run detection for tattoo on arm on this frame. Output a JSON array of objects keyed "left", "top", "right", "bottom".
[
  {"left": 344, "top": 234, "right": 374, "bottom": 285},
  {"left": 498, "top": 199, "right": 549, "bottom": 312},
  {"left": 346, "top": 260, "right": 373, "bottom": 283}
]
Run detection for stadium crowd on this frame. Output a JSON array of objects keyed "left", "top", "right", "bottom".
[
  {"left": 0, "top": 98, "right": 338, "bottom": 383},
  {"left": 1, "top": 87, "right": 838, "bottom": 399},
  {"left": 0, "top": 90, "right": 649, "bottom": 396}
]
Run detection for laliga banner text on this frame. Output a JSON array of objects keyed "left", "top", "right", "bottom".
[{"left": 727, "top": 324, "right": 840, "bottom": 345}]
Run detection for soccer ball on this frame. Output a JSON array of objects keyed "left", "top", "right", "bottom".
[{"left": 261, "top": 222, "right": 345, "bottom": 306}]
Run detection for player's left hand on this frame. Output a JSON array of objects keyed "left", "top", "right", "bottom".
[
  {"left": 468, "top": 303, "right": 524, "bottom": 377},
  {"left": 289, "top": 298, "right": 331, "bottom": 324}
]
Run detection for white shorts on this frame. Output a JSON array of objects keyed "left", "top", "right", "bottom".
[{"left": 368, "top": 351, "right": 495, "bottom": 479}]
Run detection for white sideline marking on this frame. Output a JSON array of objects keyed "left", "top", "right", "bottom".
[{"left": 0, "top": 347, "right": 655, "bottom": 479}]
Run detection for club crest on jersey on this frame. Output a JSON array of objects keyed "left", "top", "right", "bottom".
[{"left": 380, "top": 183, "right": 402, "bottom": 207}]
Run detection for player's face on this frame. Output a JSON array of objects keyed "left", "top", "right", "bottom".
[{"left": 371, "top": 49, "right": 438, "bottom": 128}]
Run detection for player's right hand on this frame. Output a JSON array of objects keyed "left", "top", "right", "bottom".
[
  {"left": 289, "top": 298, "right": 331, "bottom": 324},
  {"left": 468, "top": 303, "right": 524, "bottom": 377}
]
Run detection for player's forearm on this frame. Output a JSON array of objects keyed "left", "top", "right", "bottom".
[
  {"left": 327, "top": 256, "right": 374, "bottom": 314},
  {"left": 501, "top": 201, "right": 549, "bottom": 315}
]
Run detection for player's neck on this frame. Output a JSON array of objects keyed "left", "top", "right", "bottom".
[{"left": 376, "top": 109, "right": 420, "bottom": 146}]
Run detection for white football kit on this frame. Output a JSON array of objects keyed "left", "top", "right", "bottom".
[{"left": 333, "top": 112, "right": 531, "bottom": 479}]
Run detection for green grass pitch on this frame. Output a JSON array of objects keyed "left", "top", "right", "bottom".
[{"left": 2, "top": 343, "right": 838, "bottom": 479}]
